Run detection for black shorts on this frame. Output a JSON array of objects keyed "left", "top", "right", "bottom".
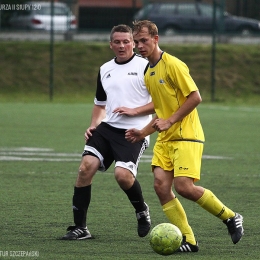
[{"left": 82, "top": 122, "right": 148, "bottom": 176}]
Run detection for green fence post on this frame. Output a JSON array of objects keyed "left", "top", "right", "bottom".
[
  {"left": 49, "top": 0, "right": 54, "bottom": 101},
  {"left": 211, "top": 0, "right": 217, "bottom": 102}
]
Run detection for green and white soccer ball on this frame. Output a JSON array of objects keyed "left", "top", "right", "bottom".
[{"left": 149, "top": 223, "right": 182, "bottom": 255}]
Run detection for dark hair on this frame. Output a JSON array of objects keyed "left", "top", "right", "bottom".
[
  {"left": 132, "top": 20, "right": 158, "bottom": 36},
  {"left": 110, "top": 24, "right": 133, "bottom": 41}
]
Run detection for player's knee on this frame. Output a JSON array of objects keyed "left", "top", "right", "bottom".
[
  {"left": 76, "top": 160, "right": 97, "bottom": 186},
  {"left": 78, "top": 162, "right": 90, "bottom": 175},
  {"left": 78, "top": 158, "right": 97, "bottom": 176},
  {"left": 173, "top": 177, "right": 195, "bottom": 199},
  {"left": 174, "top": 183, "right": 194, "bottom": 199},
  {"left": 154, "top": 179, "right": 166, "bottom": 198},
  {"left": 175, "top": 187, "right": 188, "bottom": 198},
  {"left": 115, "top": 169, "right": 134, "bottom": 189}
]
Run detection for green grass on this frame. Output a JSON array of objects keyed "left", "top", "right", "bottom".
[
  {"left": 0, "top": 42, "right": 260, "bottom": 104},
  {"left": 0, "top": 102, "right": 260, "bottom": 259}
]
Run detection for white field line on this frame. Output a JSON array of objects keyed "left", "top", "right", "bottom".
[
  {"left": 201, "top": 105, "right": 260, "bottom": 112},
  {"left": 0, "top": 147, "right": 232, "bottom": 162},
  {"left": 0, "top": 147, "right": 53, "bottom": 152},
  {"left": 0, "top": 156, "right": 80, "bottom": 162},
  {"left": 0, "top": 151, "right": 81, "bottom": 157}
]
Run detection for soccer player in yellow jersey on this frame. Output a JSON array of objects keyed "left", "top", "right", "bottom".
[{"left": 126, "top": 20, "right": 244, "bottom": 252}]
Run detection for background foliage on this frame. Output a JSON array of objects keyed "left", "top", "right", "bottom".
[{"left": 0, "top": 42, "right": 260, "bottom": 104}]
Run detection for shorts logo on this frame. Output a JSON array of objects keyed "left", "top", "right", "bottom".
[{"left": 179, "top": 166, "right": 189, "bottom": 170}]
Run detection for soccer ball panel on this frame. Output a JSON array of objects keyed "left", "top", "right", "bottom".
[{"left": 149, "top": 223, "right": 182, "bottom": 255}]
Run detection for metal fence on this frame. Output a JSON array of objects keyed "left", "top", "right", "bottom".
[
  {"left": 0, "top": 0, "right": 260, "bottom": 103},
  {"left": 1, "top": 0, "right": 260, "bottom": 33}
]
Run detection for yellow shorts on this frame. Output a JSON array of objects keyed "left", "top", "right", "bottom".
[{"left": 151, "top": 141, "right": 204, "bottom": 181}]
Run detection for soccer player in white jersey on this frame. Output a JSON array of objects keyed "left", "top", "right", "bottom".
[{"left": 62, "top": 24, "right": 154, "bottom": 240}]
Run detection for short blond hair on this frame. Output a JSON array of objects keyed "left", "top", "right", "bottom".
[{"left": 132, "top": 20, "right": 158, "bottom": 36}]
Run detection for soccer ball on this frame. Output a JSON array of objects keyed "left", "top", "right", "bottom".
[{"left": 149, "top": 223, "right": 182, "bottom": 255}]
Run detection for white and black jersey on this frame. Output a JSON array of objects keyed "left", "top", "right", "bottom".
[
  {"left": 94, "top": 53, "right": 152, "bottom": 131},
  {"left": 84, "top": 53, "right": 152, "bottom": 174}
]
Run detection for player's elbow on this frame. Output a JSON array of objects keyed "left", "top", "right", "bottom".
[
  {"left": 198, "top": 94, "right": 202, "bottom": 104},
  {"left": 193, "top": 91, "right": 202, "bottom": 105}
]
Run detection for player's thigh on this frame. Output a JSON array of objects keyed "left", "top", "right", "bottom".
[
  {"left": 79, "top": 154, "right": 100, "bottom": 177},
  {"left": 153, "top": 166, "right": 174, "bottom": 191},
  {"left": 152, "top": 142, "right": 174, "bottom": 171},
  {"left": 115, "top": 140, "right": 144, "bottom": 162},
  {"left": 170, "top": 141, "right": 203, "bottom": 181},
  {"left": 114, "top": 166, "right": 135, "bottom": 189},
  {"left": 113, "top": 137, "right": 146, "bottom": 177},
  {"left": 76, "top": 155, "right": 100, "bottom": 186},
  {"left": 83, "top": 129, "right": 114, "bottom": 171}
]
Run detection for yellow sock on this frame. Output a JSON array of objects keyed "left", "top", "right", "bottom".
[
  {"left": 196, "top": 189, "right": 235, "bottom": 220},
  {"left": 163, "top": 198, "right": 196, "bottom": 245}
]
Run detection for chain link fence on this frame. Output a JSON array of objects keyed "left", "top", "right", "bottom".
[
  {"left": 1, "top": 0, "right": 260, "bottom": 41},
  {"left": 0, "top": 0, "right": 259, "bottom": 103}
]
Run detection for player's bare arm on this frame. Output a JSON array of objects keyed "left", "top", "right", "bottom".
[
  {"left": 113, "top": 101, "right": 154, "bottom": 117},
  {"left": 85, "top": 104, "right": 106, "bottom": 141},
  {"left": 152, "top": 91, "right": 202, "bottom": 132},
  {"left": 125, "top": 115, "right": 158, "bottom": 143}
]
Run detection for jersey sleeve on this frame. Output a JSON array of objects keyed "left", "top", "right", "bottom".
[
  {"left": 144, "top": 65, "right": 151, "bottom": 94},
  {"left": 94, "top": 70, "right": 107, "bottom": 106},
  {"left": 169, "top": 58, "right": 198, "bottom": 97}
]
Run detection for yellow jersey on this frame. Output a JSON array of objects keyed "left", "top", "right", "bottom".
[{"left": 145, "top": 52, "right": 205, "bottom": 142}]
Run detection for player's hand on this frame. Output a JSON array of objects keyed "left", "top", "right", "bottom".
[
  {"left": 125, "top": 128, "right": 142, "bottom": 143},
  {"left": 113, "top": 107, "right": 137, "bottom": 117},
  {"left": 152, "top": 118, "right": 172, "bottom": 132},
  {"left": 84, "top": 127, "right": 96, "bottom": 141}
]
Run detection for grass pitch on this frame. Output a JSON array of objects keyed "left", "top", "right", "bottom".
[{"left": 0, "top": 103, "right": 260, "bottom": 259}]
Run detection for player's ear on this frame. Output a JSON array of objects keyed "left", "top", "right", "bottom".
[
  {"left": 153, "top": 35, "right": 159, "bottom": 43},
  {"left": 109, "top": 41, "right": 113, "bottom": 49}
]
